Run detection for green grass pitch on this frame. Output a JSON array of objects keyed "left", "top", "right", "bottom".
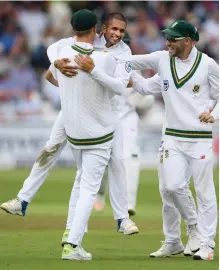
[{"left": 0, "top": 168, "right": 218, "bottom": 270}]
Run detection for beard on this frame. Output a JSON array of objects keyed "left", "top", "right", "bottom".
[{"left": 105, "top": 34, "right": 121, "bottom": 46}]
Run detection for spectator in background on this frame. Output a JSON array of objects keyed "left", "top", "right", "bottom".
[
  {"left": 0, "top": 2, "right": 16, "bottom": 35},
  {"left": 0, "top": 56, "right": 41, "bottom": 121},
  {"left": 48, "top": 2, "right": 72, "bottom": 39},
  {"left": 0, "top": 57, "right": 21, "bottom": 103},
  {"left": 31, "top": 26, "right": 56, "bottom": 69},
  {"left": 133, "top": 11, "right": 165, "bottom": 53},
  {"left": 16, "top": 2, "right": 48, "bottom": 51},
  {"left": 0, "top": 1, "right": 218, "bottom": 121},
  {"left": 0, "top": 57, "right": 22, "bottom": 121},
  {"left": 0, "top": 21, "right": 22, "bottom": 55},
  {"left": 202, "top": 9, "right": 219, "bottom": 60},
  {"left": 10, "top": 54, "right": 39, "bottom": 93},
  {"left": 10, "top": 54, "right": 41, "bottom": 119},
  {"left": 9, "top": 31, "right": 30, "bottom": 59}
]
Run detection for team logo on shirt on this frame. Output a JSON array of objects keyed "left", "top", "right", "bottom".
[
  {"left": 193, "top": 85, "right": 200, "bottom": 93},
  {"left": 125, "top": 61, "right": 132, "bottom": 73},
  {"left": 163, "top": 80, "right": 169, "bottom": 91}
]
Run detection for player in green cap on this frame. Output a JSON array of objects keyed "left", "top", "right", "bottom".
[
  {"left": 129, "top": 20, "right": 218, "bottom": 261},
  {"left": 47, "top": 9, "right": 137, "bottom": 260},
  {"left": 1, "top": 11, "right": 140, "bottom": 260}
]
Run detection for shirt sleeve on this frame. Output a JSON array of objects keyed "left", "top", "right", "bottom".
[
  {"left": 49, "top": 64, "right": 58, "bottom": 80},
  {"left": 90, "top": 54, "right": 131, "bottom": 95},
  {"left": 47, "top": 37, "right": 75, "bottom": 64},
  {"left": 208, "top": 58, "right": 219, "bottom": 120},
  {"left": 132, "top": 72, "right": 161, "bottom": 95},
  {"left": 128, "top": 51, "right": 166, "bottom": 72}
]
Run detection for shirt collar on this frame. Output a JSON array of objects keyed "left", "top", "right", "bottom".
[
  {"left": 95, "top": 34, "right": 121, "bottom": 50},
  {"left": 74, "top": 41, "right": 93, "bottom": 50}
]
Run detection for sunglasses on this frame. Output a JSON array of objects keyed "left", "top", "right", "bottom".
[{"left": 165, "top": 35, "right": 187, "bottom": 42}]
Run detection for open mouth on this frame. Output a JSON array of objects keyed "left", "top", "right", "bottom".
[{"left": 168, "top": 48, "right": 175, "bottom": 53}]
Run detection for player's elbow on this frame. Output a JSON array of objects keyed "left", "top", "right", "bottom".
[{"left": 45, "top": 70, "right": 52, "bottom": 81}]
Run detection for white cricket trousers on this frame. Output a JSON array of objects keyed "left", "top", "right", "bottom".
[
  {"left": 162, "top": 136, "right": 217, "bottom": 247},
  {"left": 96, "top": 111, "right": 140, "bottom": 211},
  {"left": 121, "top": 112, "right": 140, "bottom": 210},
  {"left": 67, "top": 146, "right": 111, "bottom": 245},
  {"left": 17, "top": 111, "right": 129, "bottom": 221},
  {"left": 17, "top": 111, "right": 66, "bottom": 202},
  {"left": 66, "top": 121, "right": 129, "bottom": 229},
  {"left": 158, "top": 141, "right": 197, "bottom": 243}
]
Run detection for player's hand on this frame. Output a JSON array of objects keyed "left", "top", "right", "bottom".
[
  {"left": 54, "top": 58, "right": 78, "bottom": 77},
  {"left": 75, "top": 54, "right": 95, "bottom": 73},
  {"left": 127, "top": 80, "right": 134, "bottom": 88},
  {"left": 199, "top": 112, "right": 215, "bottom": 123}
]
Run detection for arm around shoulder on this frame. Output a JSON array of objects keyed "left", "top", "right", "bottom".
[{"left": 90, "top": 54, "right": 131, "bottom": 95}]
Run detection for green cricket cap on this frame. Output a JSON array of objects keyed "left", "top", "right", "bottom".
[
  {"left": 162, "top": 20, "right": 199, "bottom": 41},
  {"left": 123, "top": 31, "right": 131, "bottom": 46},
  {"left": 71, "top": 9, "right": 98, "bottom": 31}
]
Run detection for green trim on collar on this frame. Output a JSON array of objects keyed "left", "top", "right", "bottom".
[
  {"left": 72, "top": 44, "right": 94, "bottom": 55},
  {"left": 170, "top": 51, "right": 202, "bottom": 89}
]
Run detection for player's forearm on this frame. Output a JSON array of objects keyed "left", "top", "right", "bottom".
[
  {"left": 45, "top": 70, "right": 59, "bottom": 87},
  {"left": 128, "top": 52, "right": 161, "bottom": 72},
  {"left": 132, "top": 72, "right": 161, "bottom": 95},
  {"left": 90, "top": 67, "right": 128, "bottom": 95}
]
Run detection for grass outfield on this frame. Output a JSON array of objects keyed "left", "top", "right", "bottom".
[{"left": 0, "top": 168, "right": 218, "bottom": 270}]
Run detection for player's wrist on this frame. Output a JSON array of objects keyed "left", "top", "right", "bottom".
[
  {"left": 88, "top": 66, "right": 95, "bottom": 73},
  {"left": 210, "top": 113, "right": 216, "bottom": 122},
  {"left": 90, "top": 66, "right": 97, "bottom": 75}
]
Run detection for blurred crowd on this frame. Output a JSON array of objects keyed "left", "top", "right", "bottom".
[{"left": 0, "top": 1, "right": 219, "bottom": 123}]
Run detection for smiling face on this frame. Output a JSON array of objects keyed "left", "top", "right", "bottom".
[
  {"left": 166, "top": 38, "right": 186, "bottom": 57},
  {"left": 103, "top": 18, "right": 127, "bottom": 47},
  {"left": 166, "top": 36, "right": 192, "bottom": 58}
]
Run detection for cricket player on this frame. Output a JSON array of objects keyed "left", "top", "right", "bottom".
[
  {"left": 129, "top": 20, "right": 219, "bottom": 260},
  {"left": 94, "top": 32, "right": 155, "bottom": 216},
  {"left": 49, "top": 9, "right": 138, "bottom": 260},
  {"left": 0, "top": 12, "right": 139, "bottom": 241}
]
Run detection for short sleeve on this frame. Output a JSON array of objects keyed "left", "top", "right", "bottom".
[{"left": 49, "top": 64, "right": 58, "bottom": 80}]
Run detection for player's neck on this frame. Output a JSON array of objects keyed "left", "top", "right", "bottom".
[
  {"left": 76, "top": 37, "right": 93, "bottom": 45},
  {"left": 105, "top": 42, "right": 112, "bottom": 48},
  {"left": 104, "top": 34, "right": 114, "bottom": 48},
  {"left": 178, "top": 46, "right": 193, "bottom": 60}
]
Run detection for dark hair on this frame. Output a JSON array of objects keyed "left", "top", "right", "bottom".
[{"left": 105, "top": 13, "right": 127, "bottom": 25}]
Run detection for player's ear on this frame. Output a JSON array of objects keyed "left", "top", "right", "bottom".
[
  {"left": 102, "top": 24, "right": 107, "bottom": 34},
  {"left": 185, "top": 37, "right": 191, "bottom": 45}
]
